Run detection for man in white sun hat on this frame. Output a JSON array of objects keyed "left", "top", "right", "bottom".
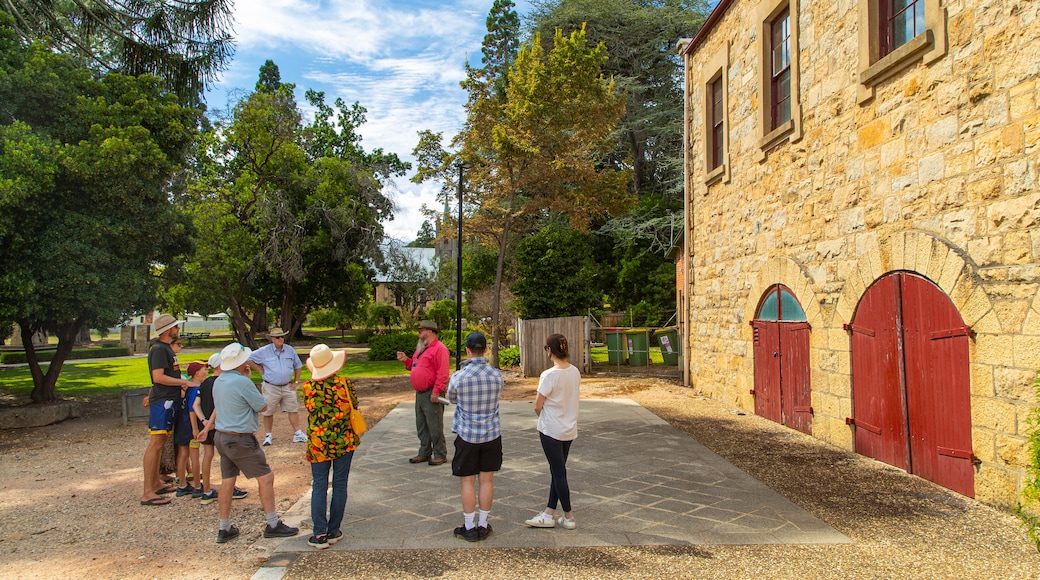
[{"left": 212, "top": 342, "right": 299, "bottom": 543}]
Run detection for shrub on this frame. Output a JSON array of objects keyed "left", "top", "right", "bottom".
[
  {"left": 353, "top": 328, "right": 376, "bottom": 343},
  {"left": 1019, "top": 371, "right": 1040, "bottom": 551},
  {"left": 0, "top": 346, "right": 131, "bottom": 364},
  {"left": 367, "top": 331, "right": 419, "bottom": 361},
  {"left": 424, "top": 300, "right": 458, "bottom": 331},
  {"left": 498, "top": 346, "right": 520, "bottom": 368},
  {"left": 367, "top": 303, "right": 402, "bottom": 329}
]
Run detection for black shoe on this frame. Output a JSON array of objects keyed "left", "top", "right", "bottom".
[
  {"left": 326, "top": 530, "right": 343, "bottom": 545},
  {"left": 263, "top": 520, "right": 299, "bottom": 538},
  {"left": 477, "top": 524, "right": 492, "bottom": 540},
  {"left": 307, "top": 534, "right": 329, "bottom": 549},
  {"left": 453, "top": 525, "right": 479, "bottom": 542},
  {"left": 216, "top": 525, "right": 240, "bottom": 544}
]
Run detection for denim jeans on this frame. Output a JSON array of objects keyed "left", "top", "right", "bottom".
[
  {"left": 310, "top": 451, "right": 355, "bottom": 537},
  {"left": 539, "top": 432, "right": 574, "bottom": 513}
]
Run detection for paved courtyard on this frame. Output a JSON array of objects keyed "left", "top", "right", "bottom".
[{"left": 268, "top": 398, "right": 847, "bottom": 562}]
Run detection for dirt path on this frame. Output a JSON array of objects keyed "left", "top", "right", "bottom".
[{"left": 0, "top": 373, "right": 1037, "bottom": 579}]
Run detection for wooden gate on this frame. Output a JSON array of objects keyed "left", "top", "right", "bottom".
[
  {"left": 848, "top": 272, "right": 974, "bottom": 497},
  {"left": 751, "top": 285, "right": 812, "bottom": 434},
  {"left": 517, "top": 316, "right": 589, "bottom": 377}
]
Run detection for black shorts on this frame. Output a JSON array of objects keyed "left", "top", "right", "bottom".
[{"left": 452, "top": 436, "right": 502, "bottom": 477}]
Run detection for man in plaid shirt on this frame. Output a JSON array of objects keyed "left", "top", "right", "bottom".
[{"left": 445, "top": 331, "right": 503, "bottom": 542}]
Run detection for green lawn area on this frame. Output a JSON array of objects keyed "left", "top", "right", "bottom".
[
  {"left": 0, "top": 350, "right": 408, "bottom": 400},
  {"left": 590, "top": 345, "right": 666, "bottom": 365}
]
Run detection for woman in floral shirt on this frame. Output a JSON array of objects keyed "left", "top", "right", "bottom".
[{"left": 303, "top": 343, "right": 360, "bottom": 550}]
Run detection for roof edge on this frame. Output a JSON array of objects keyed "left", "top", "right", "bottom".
[{"left": 683, "top": 0, "right": 736, "bottom": 56}]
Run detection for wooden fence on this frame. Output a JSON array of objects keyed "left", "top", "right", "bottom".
[{"left": 516, "top": 316, "right": 589, "bottom": 378}]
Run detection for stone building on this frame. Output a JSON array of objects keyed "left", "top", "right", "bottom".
[{"left": 679, "top": 0, "right": 1039, "bottom": 508}]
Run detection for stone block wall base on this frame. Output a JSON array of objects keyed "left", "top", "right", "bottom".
[{"left": 0, "top": 402, "right": 82, "bottom": 429}]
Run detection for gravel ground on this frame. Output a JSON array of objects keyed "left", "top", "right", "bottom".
[{"left": 1, "top": 374, "right": 1038, "bottom": 579}]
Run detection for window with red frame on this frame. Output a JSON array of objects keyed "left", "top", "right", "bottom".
[
  {"left": 880, "top": 0, "right": 925, "bottom": 57},
  {"left": 770, "top": 9, "right": 791, "bottom": 130},
  {"left": 710, "top": 76, "right": 724, "bottom": 170}
]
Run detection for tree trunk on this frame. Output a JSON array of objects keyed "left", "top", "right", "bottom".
[
  {"left": 228, "top": 296, "right": 258, "bottom": 349},
  {"left": 280, "top": 282, "right": 296, "bottom": 339},
  {"left": 24, "top": 319, "right": 82, "bottom": 404},
  {"left": 489, "top": 213, "right": 513, "bottom": 369}
]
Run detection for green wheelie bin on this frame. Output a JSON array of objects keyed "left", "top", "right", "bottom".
[{"left": 656, "top": 327, "right": 679, "bottom": 365}]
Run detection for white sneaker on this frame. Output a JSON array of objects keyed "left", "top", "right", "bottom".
[
  {"left": 262, "top": 433, "right": 272, "bottom": 446},
  {"left": 292, "top": 430, "right": 307, "bottom": 443},
  {"left": 524, "top": 512, "right": 556, "bottom": 528},
  {"left": 557, "top": 516, "right": 576, "bottom": 530}
]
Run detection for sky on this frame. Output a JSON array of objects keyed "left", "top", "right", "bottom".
[{"left": 206, "top": 0, "right": 534, "bottom": 243}]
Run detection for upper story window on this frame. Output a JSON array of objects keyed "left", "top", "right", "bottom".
[
  {"left": 770, "top": 9, "right": 791, "bottom": 130},
  {"left": 710, "top": 76, "right": 725, "bottom": 170},
  {"left": 857, "top": 0, "right": 947, "bottom": 104},
  {"left": 881, "top": 0, "right": 925, "bottom": 57},
  {"left": 756, "top": 0, "right": 801, "bottom": 157}
]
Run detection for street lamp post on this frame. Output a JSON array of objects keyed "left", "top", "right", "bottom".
[{"left": 455, "top": 161, "right": 472, "bottom": 370}]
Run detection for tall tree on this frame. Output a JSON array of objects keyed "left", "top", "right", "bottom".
[
  {"left": 458, "top": 25, "right": 634, "bottom": 365},
  {"left": 0, "top": 15, "right": 197, "bottom": 402},
  {"left": 170, "top": 62, "right": 408, "bottom": 345},
  {"left": 1, "top": 0, "right": 234, "bottom": 103},
  {"left": 513, "top": 225, "right": 601, "bottom": 319}
]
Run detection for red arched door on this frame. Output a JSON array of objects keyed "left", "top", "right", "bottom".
[
  {"left": 848, "top": 272, "right": 974, "bottom": 497},
  {"left": 752, "top": 285, "right": 812, "bottom": 434}
]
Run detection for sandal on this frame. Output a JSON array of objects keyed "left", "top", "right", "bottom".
[{"left": 140, "top": 497, "right": 171, "bottom": 506}]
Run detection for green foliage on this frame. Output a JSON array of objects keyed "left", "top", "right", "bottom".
[
  {"left": 498, "top": 346, "right": 520, "bottom": 367},
  {"left": 513, "top": 226, "right": 601, "bottom": 319},
  {"left": 0, "top": 346, "right": 130, "bottom": 365},
  {"left": 367, "top": 303, "right": 402, "bottom": 329},
  {"left": 425, "top": 300, "right": 459, "bottom": 332},
  {"left": 2, "top": 0, "right": 235, "bottom": 104},
  {"left": 408, "top": 221, "right": 437, "bottom": 247},
  {"left": 353, "top": 328, "right": 376, "bottom": 343},
  {"left": 367, "top": 331, "right": 419, "bottom": 361},
  {"left": 1020, "top": 371, "right": 1040, "bottom": 551},
  {"left": 0, "top": 18, "right": 199, "bottom": 402}
]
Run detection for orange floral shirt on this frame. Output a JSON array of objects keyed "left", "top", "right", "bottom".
[{"left": 303, "top": 375, "right": 360, "bottom": 463}]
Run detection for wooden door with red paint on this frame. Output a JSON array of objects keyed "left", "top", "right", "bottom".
[
  {"left": 752, "top": 285, "right": 811, "bottom": 434},
  {"left": 848, "top": 272, "right": 974, "bottom": 497}
]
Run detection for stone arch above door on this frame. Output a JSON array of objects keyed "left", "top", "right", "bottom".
[
  {"left": 834, "top": 230, "right": 994, "bottom": 331},
  {"left": 743, "top": 256, "right": 824, "bottom": 338}
]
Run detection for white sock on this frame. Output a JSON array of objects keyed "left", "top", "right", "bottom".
[
  {"left": 478, "top": 510, "right": 489, "bottom": 527},
  {"left": 463, "top": 512, "right": 475, "bottom": 530}
]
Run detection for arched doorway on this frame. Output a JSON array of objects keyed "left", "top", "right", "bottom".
[
  {"left": 751, "top": 285, "right": 812, "bottom": 434},
  {"left": 847, "top": 272, "right": 975, "bottom": 497}
]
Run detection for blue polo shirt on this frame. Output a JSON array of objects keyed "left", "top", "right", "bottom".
[
  {"left": 248, "top": 343, "right": 302, "bottom": 385},
  {"left": 213, "top": 369, "right": 266, "bottom": 433}
]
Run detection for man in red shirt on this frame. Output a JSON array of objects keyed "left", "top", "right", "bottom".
[{"left": 396, "top": 320, "right": 450, "bottom": 465}]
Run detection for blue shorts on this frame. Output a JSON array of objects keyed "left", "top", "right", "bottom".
[
  {"left": 148, "top": 399, "right": 175, "bottom": 434},
  {"left": 173, "top": 400, "right": 194, "bottom": 446}
]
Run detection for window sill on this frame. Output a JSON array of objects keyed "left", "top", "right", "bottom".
[
  {"left": 759, "top": 120, "right": 794, "bottom": 156},
  {"left": 860, "top": 29, "right": 933, "bottom": 88},
  {"left": 704, "top": 164, "right": 726, "bottom": 186}
]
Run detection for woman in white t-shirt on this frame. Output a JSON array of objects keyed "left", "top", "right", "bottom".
[{"left": 524, "top": 334, "right": 581, "bottom": 530}]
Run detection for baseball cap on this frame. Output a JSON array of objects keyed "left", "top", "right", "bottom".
[{"left": 465, "top": 331, "right": 487, "bottom": 350}]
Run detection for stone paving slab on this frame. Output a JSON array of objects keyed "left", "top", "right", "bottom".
[{"left": 273, "top": 399, "right": 848, "bottom": 553}]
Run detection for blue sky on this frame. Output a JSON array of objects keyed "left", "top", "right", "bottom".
[{"left": 206, "top": 0, "right": 534, "bottom": 242}]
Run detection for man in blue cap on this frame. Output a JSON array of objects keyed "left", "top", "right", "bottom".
[{"left": 445, "top": 331, "right": 503, "bottom": 541}]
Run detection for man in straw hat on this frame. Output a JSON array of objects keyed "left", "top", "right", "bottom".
[
  {"left": 141, "top": 313, "right": 193, "bottom": 506},
  {"left": 247, "top": 327, "right": 305, "bottom": 446},
  {"left": 212, "top": 342, "right": 299, "bottom": 543},
  {"left": 302, "top": 344, "right": 360, "bottom": 549},
  {"left": 396, "top": 320, "right": 450, "bottom": 465}
]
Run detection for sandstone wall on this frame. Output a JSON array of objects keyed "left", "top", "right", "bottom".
[{"left": 683, "top": 0, "right": 1040, "bottom": 508}]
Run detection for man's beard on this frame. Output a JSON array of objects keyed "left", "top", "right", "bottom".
[{"left": 415, "top": 336, "right": 428, "bottom": 355}]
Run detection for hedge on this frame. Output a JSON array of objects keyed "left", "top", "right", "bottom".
[
  {"left": 0, "top": 346, "right": 132, "bottom": 365},
  {"left": 367, "top": 331, "right": 420, "bottom": 361}
]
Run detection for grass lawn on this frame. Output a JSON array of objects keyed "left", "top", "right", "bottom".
[
  {"left": 589, "top": 345, "right": 666, "bottom": 365},
  {"left": 0, "top": 350, "right": 408, "bottom": 400}
]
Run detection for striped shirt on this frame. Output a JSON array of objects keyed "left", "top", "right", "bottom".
[{"left": 446, "top": 357, "right": 503, "bottom": 444}]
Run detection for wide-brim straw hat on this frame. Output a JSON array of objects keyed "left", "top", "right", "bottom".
[
  {"left": 307, "top": 344, "right": 346, "bottom": 381},
  {"left": 152, "top": 314, "right": 184, "bottom": 338},
  {"left": 219, "top": 343, "right": 253, "bottom": 371},
  {"left": 267, "top": 327, "right": 289, "bottom": 338}
]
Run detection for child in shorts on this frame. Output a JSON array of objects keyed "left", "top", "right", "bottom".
[{"left": 174, "top": 361, "right": 206, "bottom": 497}]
